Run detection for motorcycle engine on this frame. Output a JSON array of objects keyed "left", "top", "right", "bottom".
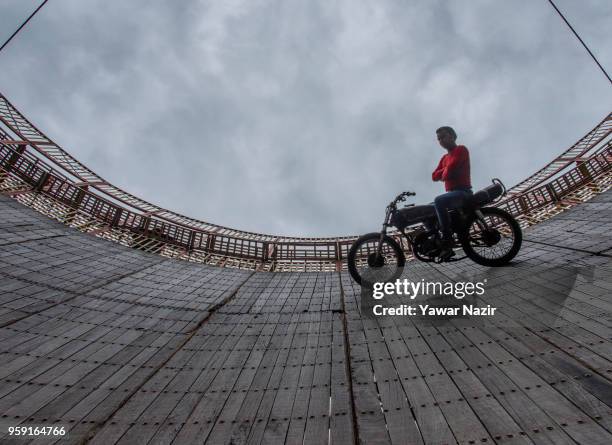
[{"left": 415, "top": 234, "right": 440, "bottom": 258}]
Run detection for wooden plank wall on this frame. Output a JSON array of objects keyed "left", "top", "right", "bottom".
[{"left": 0, "top": 191, "right": 611, "bottom": 444}]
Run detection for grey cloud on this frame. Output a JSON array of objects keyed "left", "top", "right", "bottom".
[{"left": 0, "top": 0, "right": 610, "bottom": 236}]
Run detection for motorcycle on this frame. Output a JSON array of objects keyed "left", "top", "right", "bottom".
[{"left": 347, "top": 179, "right": 522, "bottom": 286}]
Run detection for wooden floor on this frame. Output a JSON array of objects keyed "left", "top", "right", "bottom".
[{"left": 0, "top": 191, "right": 611, "bottom": 444}]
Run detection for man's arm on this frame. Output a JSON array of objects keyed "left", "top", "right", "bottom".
[
  {"left": 441, "top": 147, "right": 467, "bottom": 181},
  {"left": 432, "top": 157, "right": 445, "bottom": 181}
]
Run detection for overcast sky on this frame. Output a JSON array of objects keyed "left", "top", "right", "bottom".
[{"left": 1, "top": 0, "right": 610, "bottom": 237}]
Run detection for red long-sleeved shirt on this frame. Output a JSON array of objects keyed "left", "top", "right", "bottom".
[{"left": 432, "top": 145, "right": 471, "bottom": 191}]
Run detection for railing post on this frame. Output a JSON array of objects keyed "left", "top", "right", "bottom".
[
  {"left": 545, "top": 183, "right": 559, "bottom": 202},
  {"left": 188, "top": 230, "right": 196, "bottom": 251},
  {"left": 0, "top": 143, "right": 27, "bottom": 184},
  {"left": 518, "top": 195, "right": 529, "bottom": 213},
  {"left": 35, "top": 171, "right": 49, "bottom": 191},
  {"left": 141, "top": 216, "right": 151, "bottom": 233},
  {"left": 206, "top": 234, "right": 216, "bottom": 252},
  {"left": 334, "top": 241, "right": 342, "bottom": 272},
  {"left": 111, "top": 208, "right": 122, "bottom": 228},
  {"left": 66, "top": 185, "right": 88, "bottom": 224},
  {"left": 576, "top": 159, "right": 592, "bottom": 182}
]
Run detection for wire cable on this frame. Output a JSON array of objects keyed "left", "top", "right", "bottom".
[
  {"left": 546, "top": 0, "right": 611, "bottom": 85},
  {"left": 0, "top": 0, "right": 50, "bottom": 55}
]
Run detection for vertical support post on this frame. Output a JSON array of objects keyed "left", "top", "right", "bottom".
[
  {"left": 35, "top": 171, "right": 49, "bottom": 191},
  {"left": 545, "top": 183, "right": 559, "bottom": 202},
  {"left": 188, "top": 230, "right": 196, "bottom": 251},
  {"left": 66, "top": 185, "right": 88, "bottom": 224},
  {"left": 141, "top": 216, "right": 151, "bottom": 233},
  {"left": 576, "top": 159, "right": 592, "bottom": 182},
  {"left": 335, "top": 241, "right": 343, "bottom": 271},
  {"left": 111, "top": 207, "right": 123, "bottom": 228},
  {"left": 0, "top": 142, "right": 27, "bottom": 184},
  {"left": 206, "top": 234, "right": 216, "bottom": 253}
]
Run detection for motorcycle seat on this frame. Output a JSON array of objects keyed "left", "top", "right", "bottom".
[{"left": 471, "top": 183, "right": 504, "bottom": 206}]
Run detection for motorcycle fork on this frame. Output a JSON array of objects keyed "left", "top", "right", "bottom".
[
  {"left": 375, "top": 211, "right": 391, "bottom": 258},
  {"left": 474, "top": 209, "right": 490, "bottom": 231},
  {"left": 376, "top": 229, "right": 385, "bottom": 258}
]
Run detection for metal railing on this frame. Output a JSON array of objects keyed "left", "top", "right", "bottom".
[{"left": 1, "top": 92, "right": 610, "bottom": 271}]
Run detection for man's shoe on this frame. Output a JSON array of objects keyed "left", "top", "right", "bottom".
[
  {"left": 439, "top": 247, "right": 455, "bottom": 260},
  {"left": 438, "top": 239, "right": 455, "bottom": 261}
]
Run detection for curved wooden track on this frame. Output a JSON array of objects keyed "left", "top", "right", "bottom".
[
  {"left": 1, "top": 94, "right": 611, "bottom": 443},
  {"left": 0, "top": 184, "right": 611, "bottom": 444}
]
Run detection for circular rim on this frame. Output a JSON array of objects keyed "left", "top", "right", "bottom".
[
  {"left": 466, "top": 213, "right": 518, "bottom": 261},
  {"left": 348, "top": 233, "right": 405, "bottom": 286}
]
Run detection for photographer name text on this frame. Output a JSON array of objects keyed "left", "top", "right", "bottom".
[
  {"left": 370, "top": 279, "right": 497, "bottom": 317},
  {"left": 372, "top": 304, "right": 496, "bottom": 316}
]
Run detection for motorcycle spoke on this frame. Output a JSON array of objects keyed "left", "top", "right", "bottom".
[
  {"left": 350, "top": 236, "right": 404, "bottom": 284},
  {"left": 467, "top": 214, "right": 516, "bottom": 260}
]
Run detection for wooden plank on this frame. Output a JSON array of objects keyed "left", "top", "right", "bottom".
[
  {"left": 303, "top": 311, "right": 333, "bottom": 444},
  {"left": 220, "top": 314, "right": 295, "bottom": 444},
  {"left": 274, "top": 310, "right": 322, "bottom": 444},
  {"left": 155, "top": 314, "right": 269, "bottom": 444},
  {"left": 341, "top": 273, "right": 393, "bottom": 445},
  {"left": 466, "top": 322, "right": 612, "bottom": 431},
  {"left": 329, "top": 311, "right": 355, "bottom": 445},
  {"left": 258, "top": 312, "right": 312, "bottom": 444},
  {"left": 76, "top": 316, "right": 243, "bottom": 444},
  {"left": 458, "top": 324, "right": 612, "bottom": 444},
  {"left": 89, "top": 313, "right": 257, "bottom": 445},
  {"left": 42, "top": 333, "right": 185, "bottom": 444},
  {"left": 197, "top": 314, "right": 279, "bottom": 444},
  {"left": 417, "top": 324, "right": 534, "bottom": 445},
  {"left": 146, "top": 314, "right": 253, "bottom": 443},
  {"left": 385, "top": 318, "right": 492, "bottom": 445},
  {"left": 244, "top": 313, "right": 299, "bottom": 444}
]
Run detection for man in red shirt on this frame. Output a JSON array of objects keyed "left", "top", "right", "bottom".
[{"left": 431, "top": 126, "right": 472, "bottom": 259}]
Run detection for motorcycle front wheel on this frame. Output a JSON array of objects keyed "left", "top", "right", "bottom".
[
  {"left": 347, "top": 232, "right": 406, "bottom": 287},
  {"left": 460, "top": 207, "right": 522, "bottom": 267}
]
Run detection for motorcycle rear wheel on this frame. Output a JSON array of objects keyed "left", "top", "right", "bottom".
[
  {"left": 347, "top": 232, "right": 406, "bottom": 287},
  {"left": 460, "top": 207, "right": 522, "bottom": 267}
]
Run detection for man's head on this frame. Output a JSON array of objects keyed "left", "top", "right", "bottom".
[{"left": 436, "top": 126, "right": 457, "bottom": 150}]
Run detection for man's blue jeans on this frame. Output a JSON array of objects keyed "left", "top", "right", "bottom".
[{"left": 433, "top": 188, "right": 473, "bottom": 240}]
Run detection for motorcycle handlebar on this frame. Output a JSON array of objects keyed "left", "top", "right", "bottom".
[
  {"left": 388, "top": 191, "right": 416, "bottom": 209},
  {"left": 396, "top": 191, "right": 416, "bottom": 201}
]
